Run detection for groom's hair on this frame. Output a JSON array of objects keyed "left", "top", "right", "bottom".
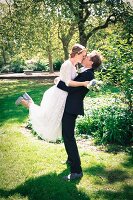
[{"left": 89, "top": 50, "right": 102, "bottom": 70}]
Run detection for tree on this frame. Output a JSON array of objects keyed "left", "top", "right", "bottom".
[
  {"left": 0, "top": 1, "right": 15, "bottom": 65},
  {"left": 64, "top": 0, "right": 133, "bottom": 46},
  {"left": 58, "top": 18, "right": 77, "bottom": 60},
  {"left": 0, "top": 0, "right": 60, "bottom": 72},
  {"left": 36, "top": 0, "right": 133, "bottom": 47}
]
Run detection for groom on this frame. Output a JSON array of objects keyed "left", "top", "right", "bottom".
[{"left": 57, "top": 51, "right": 102, "bottom": 180}]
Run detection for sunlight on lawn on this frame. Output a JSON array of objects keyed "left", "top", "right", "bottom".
[{"left": 0, "top": 80, "right": 133, "bottom": 200}]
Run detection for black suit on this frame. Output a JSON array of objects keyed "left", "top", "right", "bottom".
[{"left": 57, "top": 69, "right": 94, "bottom": 173}]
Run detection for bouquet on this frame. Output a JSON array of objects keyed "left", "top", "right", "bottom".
[{"left": 87, "top": 79, "right": 103, "bottom": 91}]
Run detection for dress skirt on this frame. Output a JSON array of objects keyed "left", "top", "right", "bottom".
[{"left": 29, "top": 85, "right": 68, "bottom": 142}]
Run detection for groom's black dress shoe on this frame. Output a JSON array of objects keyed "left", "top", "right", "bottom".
[{"left": 63, "top": 172, "right": 83, "bottom": 181}]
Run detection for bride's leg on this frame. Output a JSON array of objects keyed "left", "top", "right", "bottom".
[
  {"left": 21, "top": 99, "right": 33, "bottom": 109},
  {"left": 16, "top": 96, "right": 34, "bottom": 108}
]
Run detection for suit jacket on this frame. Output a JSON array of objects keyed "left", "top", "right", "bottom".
[{"left": 57, "top": 69, "right": 94, "bottom": 116}]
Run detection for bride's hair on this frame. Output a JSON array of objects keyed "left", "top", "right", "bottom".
[{"left": 70, "top": 43, "right": 86, "bottom": 58}]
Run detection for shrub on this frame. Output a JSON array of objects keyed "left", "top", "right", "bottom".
[
  {"left": 0, "top": 65, "right": 10, "bottom": 73},
  {"left": 53, "top": 60, "right": 63, "bottom": 71},
  {"left": 76, "top": 116, "right": 93, "bottom": 135},
  {"left": 0, "top": 58, "right": 4, "bottom": 69},
  {"left": 119, "top": 63, "right": 132, "bottom": 111},
  {"left": 95, "top": 38, "right": 133, "bottom": 86},
  {"left": 34, "top": 60, "right": 49, "bottom": 72},
  {"left": 10, "top": 59, "right": 26, "bottom": 73},
  {"left": 76, "top": 107, "right": 133, "bottom": 145}
]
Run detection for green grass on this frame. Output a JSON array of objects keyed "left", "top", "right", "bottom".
[{"left": 0, "top": 80, "right": 133, "bottom": 200}]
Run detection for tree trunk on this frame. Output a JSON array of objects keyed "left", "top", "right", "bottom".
[
  {"left": 78, "top": 22, "right": 88, "bottom": 47},
  {"left": 62, "top": 41, "right": 69, "bottom": 60},
  {"left": 58, "top": 21, "right": 76, "bottom": 60},
  {"left": 1, "top": 46, "right": 7, "bottom": 65},
  {"left": 79, "top": 32, "right": 88, "bottom": 47},
  {"left": 47, "top": 45, "right": 54, "bottom": 73}
]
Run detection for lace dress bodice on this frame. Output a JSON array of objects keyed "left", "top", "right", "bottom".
[{"left": 59, "top": 60, "right": 77, "bottom": 86}]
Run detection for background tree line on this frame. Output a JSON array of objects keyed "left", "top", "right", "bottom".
[{"left": 0, "top": 0, "right": 132, "bottom": 71}]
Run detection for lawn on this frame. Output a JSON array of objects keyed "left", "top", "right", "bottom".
[{"left": 0, "top": 79, "right": 133, "bottom": 200}]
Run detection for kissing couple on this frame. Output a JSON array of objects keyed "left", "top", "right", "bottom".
[{"left": 16, "top": 43, "right": 102, "bottom": 180}]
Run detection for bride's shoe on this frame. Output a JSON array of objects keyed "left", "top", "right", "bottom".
[
  {"left": 15, "top": 96, "right": 23, "bottom": 105},
  {"left": 23, "top": 92, "right": 32, "bottom": 101},
  {"left": 15, "top": 96, "right": 31, "bottom": 108}
]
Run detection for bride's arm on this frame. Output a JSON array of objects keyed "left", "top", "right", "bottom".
[
  {"left": 59, "top": 60, "right": 90, "bottom": 88},
  {"left": 54, "top": 76, "right": 88, "bottom": 87},
  {"left": 57, "top": 70, "right": 95, "bottom": 92}
]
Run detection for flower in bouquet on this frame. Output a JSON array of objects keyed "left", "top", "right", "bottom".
[{"left": 87, "top": 79, "right": 103, "bottom": 91}]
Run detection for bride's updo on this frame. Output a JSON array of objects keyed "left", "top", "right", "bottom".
[{"left": 70, "top": 43, "right": 87, "bottom": 58}]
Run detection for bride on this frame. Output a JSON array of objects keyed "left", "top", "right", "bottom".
[{"left": 16, "top": 43, "right": 88, "bottom": 142}]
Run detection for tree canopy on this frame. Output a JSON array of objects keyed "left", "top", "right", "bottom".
[{"left": 0, "top": 0, "right": 133, "bottom": 71}]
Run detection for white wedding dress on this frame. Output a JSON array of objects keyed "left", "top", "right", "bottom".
[{"left": 29, "top": 60, "right": 77, "bottom": 142}]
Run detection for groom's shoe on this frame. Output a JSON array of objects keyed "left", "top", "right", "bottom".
[
  {"left": 63, "top": 172, "right": 83, "bottom": 181},
  {"left": 23, "top": 92, "right": 32, "bottom": 101},
  {"left": 15, "top": 96, "right": 23, "bottom": 105}
]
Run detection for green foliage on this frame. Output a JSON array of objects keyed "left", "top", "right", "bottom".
[
  {"left": 92, "top": 107, "right": 132, "bottom": 145},
  {"left": 0, "top": 59, "right": 26, "bottom": 73},
  {"left": 10, "top": 59, "right": 26, "bottom": 73},
  {"left": 0, "top": 59, "right": 50, "bottom": 73},
  {"left": 97, "top": 42, "right": 132, "bottom": 84},
  {"left": 35, "top": 60, "right": 49, "bottom": 71},
  {"left": 0, "top": 65, "right": 10, "bottom": 73},
  {"left": 0, "top": 57, "right": 4, "bottom": 68},
  {"left": 88, "top": 24, "right": 132, "bottom": 86},
  {"left": 53, "top": 59, "right": 63, "bottom": 71},
  {"left": 76, "top": 116, "right": 93, "bottom": 136},
  {"left": 119, "top": 63, "right": 133, "bottom": 111},
  {"left": 25, "top": 60, "right": 50, "bottom": 72},
  {"left": 1, "top": 0, "right": 132, "bottom": 76},
  {"left": 76, "top": 106, "right": 133, "bottom": 145}
]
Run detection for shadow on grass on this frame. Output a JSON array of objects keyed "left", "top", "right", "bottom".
[
  {"left": 93, "top": 185, "right": 133, "bottom": 200},
  {"left": 83, "top": 165, "right": 133, "bottom": 199},
  {"left": 84, "top": 165, "right": 130, "bottom": 184},
  {"left": 104, "top": 144, "right": 133, "bottom": 154},
  {"left": 121, "top": 153, "right": 133, "bottom": 169},
  {"left": 0, "top": 170, "right": 132, "bottom": 200},
  {"left": 0, "top": 171, "right": 90, "bottom": 200},
  {"left": 103, "top": 144, "right": 133, "bottom": 171}
]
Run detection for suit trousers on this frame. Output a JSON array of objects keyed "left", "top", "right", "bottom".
[{"left": 62, "top": 112, "right": 82, "bottom": 173}]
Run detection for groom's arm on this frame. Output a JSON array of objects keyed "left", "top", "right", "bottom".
[
  {"left": 57, "top": 80, "right": 69, "bottom": 92},
  {"left": 57, "top": 79, "right": 85, "bottom": 93}
]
